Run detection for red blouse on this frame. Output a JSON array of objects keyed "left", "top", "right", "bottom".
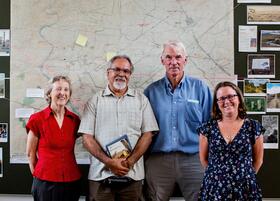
[{"left": 26, "top": 106, "right": 82, "bottom": 182}]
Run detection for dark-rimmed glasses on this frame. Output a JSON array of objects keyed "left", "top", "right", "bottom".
[
  {"left": 108, "top": 67, "right": 132, "bottom": 75},
  {"left": 217, "top": 94, "right": 238, "bottom": 103}
]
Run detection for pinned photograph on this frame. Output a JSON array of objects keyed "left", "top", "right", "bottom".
[
  {"left": 0, "top": 29, "right": 10, "bottom": 56},
  {"left": 247, "top": 54, "right": 275, "bottom": 78},
  {"left": 247, "top": 6, "right": 280, "bottom": 25},
  {"left": 262, "top": 115, "right": 278, "bottom": 149},
  {"left": 267, "top": 83, "right": 280, "bottom": 112},
  {"left": 260, "top": 30, "right": 280, "bottom": 51},
  {"left": 244, "top": 79, "right": 269, "bottom": 96},
  {"left": 238, "top": 0, "right": 271, "bottom": 3},
  {"left": 244, "top": 97, "right": 266, "bottom": 114},
  {"left": 0, "top": 123, "right": 8, "bottom": 143},
  {"left": 0, "top": 148, "right": 2, "bottom": 177},
  {"left": 0, "top": 73, "right": 4, "bottom": 98}
]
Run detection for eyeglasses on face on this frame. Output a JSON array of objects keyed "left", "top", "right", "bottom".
[
  {"left": 108, "top": 67, "right": 132, "bottom": 75},
  {"left": 217, "top": 94, "right": 238, "bottom": 103}
]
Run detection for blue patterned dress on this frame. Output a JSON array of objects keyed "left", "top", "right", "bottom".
[{"left": 197, "top": 118, "right": 264, "bottom": 201}]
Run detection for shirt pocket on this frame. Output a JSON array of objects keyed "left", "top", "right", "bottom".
[{"left": 184, "top": 100, "right": 203, "bottom": 129}]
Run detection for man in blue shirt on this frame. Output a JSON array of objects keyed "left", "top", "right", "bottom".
[{"left": 144, "top": 40, "right": 212, "bottom": 201}]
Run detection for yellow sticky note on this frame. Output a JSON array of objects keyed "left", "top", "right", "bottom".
[
  {"left": 75, "top": 34, "right": 88, "bottom": 47},
  {"left": 106, "top": 52, "right": 117, "bottom": 62}
]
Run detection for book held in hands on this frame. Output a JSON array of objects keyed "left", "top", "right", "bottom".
[{"left": 106, "top": 134, "right": 132, "bottom": 159}]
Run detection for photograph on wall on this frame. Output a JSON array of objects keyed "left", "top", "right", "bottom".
[
  {"left": 247, "top": 54, "right": 275, "bottom": 78},
  {"left": 0, "top": 148, "right": 2, "bottom": 177},
  {"left": 0, "top": 123, "right": 8, "bottom": 143},
  {"left": 266, "top": 83, "right": 280, "bottom": 112},
  {"left": 238, "top": 0, "right": 271, "bottom": 3},
  {"left": 244, "top": 97, "right": 266, "bottom": 114},
  {"left": 260, "top": 30, "right": 280, "bottom": 51},
  {"left": 247, "top": 6, "right": 280, "bottom": 24},
  {"left": 0, "top": 29, "right": 10, "bottom": 56},
  {"left": 244, "top": 79, "right": 269, "bottom": 96},
  {"left": 238, "top": 25, "right": 257, "bottom": 52},
  {"left": 0, "top": 73, "right": 5, "bottom": 98},
  {"left": 262, "top": 115, "right": 278, "bottom": 149}
]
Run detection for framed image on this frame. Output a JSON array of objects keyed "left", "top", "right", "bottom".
[
  {"left": 245, "top": 97, "right": 266, "bottom": 114},
  {"left": 247, "top": 6, "right": 280, "bottom": 24},
  {"left": 0, "top": 29, "right": 10, "bottom": 56},
  {"left": 0, "top": 123, "right": 8, "bottom": 143},
  {"left": 260, "top": 30, "right": 280, "bottom": 51},
  {"left": 262, "top": 115, "right": 278, "bottom": 149},
  {"left": 238, "top": 0, "right": 271, "bottom": 3},
  {"left": 0, "top": 148, "right": 2, "bottom": 177},
  {"left": 244, "top": 79, "right": 269, "bottom": 96},
  {"left": 267, "top": 83, "right": 280, "bottom": 112},
  {"left": 0, "top": 73, "right": 4, "bottom": 98},
  {"left": 247, "top": 54, "right": 275, "bottom": 78}
]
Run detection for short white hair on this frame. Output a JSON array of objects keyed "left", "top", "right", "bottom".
[{"left": 162, "top": 40, "right": 187, "bottom": 57}]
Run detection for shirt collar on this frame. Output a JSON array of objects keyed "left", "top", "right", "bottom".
[
  {"left": 164, "top": 73, "right": 185, "bottom": 90},
  {"left": 103, "top": 85, "right": 135, "bottom": 97},
  {"left": 43, "top": 106, "right": 75, "bottom": 119}
]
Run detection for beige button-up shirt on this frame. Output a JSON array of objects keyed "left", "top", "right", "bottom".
[{"left": 78, "top": 86, "right": 159, "bottom": 181}]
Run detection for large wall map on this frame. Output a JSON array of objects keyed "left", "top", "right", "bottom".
[{"left": 10, "top": 0, "right": 234, "bottom": 163}]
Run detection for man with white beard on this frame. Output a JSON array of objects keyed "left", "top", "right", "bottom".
[{"left": 78, "top": 55, "right": 159, "bottom": 201}]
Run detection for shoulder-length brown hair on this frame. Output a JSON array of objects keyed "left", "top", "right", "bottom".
[{"left": 212, "top": 81, "right": 247, "bottom": 120}]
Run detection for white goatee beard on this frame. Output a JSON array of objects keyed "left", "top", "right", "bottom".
[{"left": 113, "top": 81, "right": 127, "bottom": 90}]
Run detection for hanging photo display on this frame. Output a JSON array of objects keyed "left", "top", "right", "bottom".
[
  {"left": 244, "top": 97, "right": 266, "bottom": 114},
  {"left": 247, "top": 54, "right": 275, "bottom": 78},
  {"left": 0, "top": 123, "right": 8, "bottom": 143},
  {"left": 262, "top": 115, "right": 279, "bottom": 149},
  {"left": 244, "top": 79, "right": 269, "bottom": 96},
  {"left": 247, "top": 5, "right": 280, "bottom": 25},
  {"left": 0, "top": 73, "right": 4, "bottom": 98}
]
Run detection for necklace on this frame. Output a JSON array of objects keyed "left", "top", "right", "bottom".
[{"left": 224, "top": 134, "right": 236, "bottom": 142}]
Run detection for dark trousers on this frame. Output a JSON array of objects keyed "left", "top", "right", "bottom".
[
  {"left": 31, "top": 177, "right": 81, "bottom": 201},
  {"left": 88, "top": 179, "right": 143, "bottom": 201}
]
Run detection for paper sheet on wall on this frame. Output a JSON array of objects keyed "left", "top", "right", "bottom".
[
  {"left": 75, "top": 34, "right": 88, "bottom": 47},
  {"left": 238, "top": 25, "right": 257, "bottom": 52},
  {"left": 15, "top": 108, "right": 34, "bottom": 118},
  {"left": 26, "top": 88, "right": 44, "bottom": 98}
]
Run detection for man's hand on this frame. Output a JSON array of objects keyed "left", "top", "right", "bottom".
[
  {"left": 121, "top": 158, "right": 134, "bottom": 169},
  {"left": 106, "top": 158, "right": 130, "bottom": 176}
]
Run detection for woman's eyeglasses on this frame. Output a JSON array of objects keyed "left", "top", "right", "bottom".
[{"left": 217, "top": 94, "right": 238, "bottom": 103}]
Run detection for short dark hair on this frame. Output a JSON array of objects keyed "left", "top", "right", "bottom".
[
  {"left": 212, "top": 81, "right": 247, "bottom": 120},
  {"left": 45, "top": 75, "right": 72, "bottom": 105},
  {"left": 108, "top": 55, "right": 134, "bottom": 73}
]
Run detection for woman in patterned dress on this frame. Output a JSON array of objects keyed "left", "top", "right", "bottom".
[{"left": 198, "top": 81, "right": 264, "bottom": 201}]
